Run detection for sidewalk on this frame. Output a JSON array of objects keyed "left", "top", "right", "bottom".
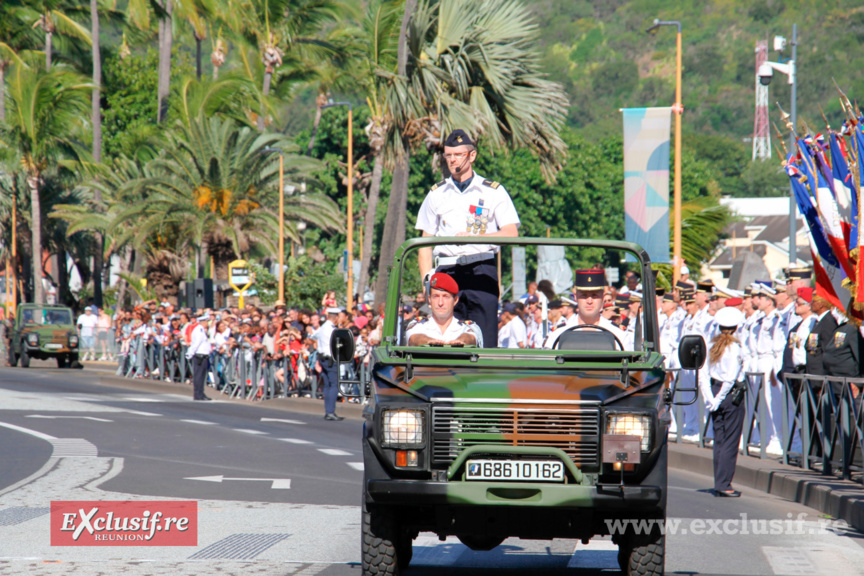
[{"left": 80, "top": 363, "right": 864, "bottom": 531}]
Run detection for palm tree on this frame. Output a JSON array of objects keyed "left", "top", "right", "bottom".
[
  {"left": 0, "top": 43, "right": 25, "bottom": 123},
  {"left": 15, "top": 1, "right": 93, "bottom": 69},
  {"left": 372, "top": 0, "right": 569, "bottom": 304},
  {"left": 118, "top": 113, "right": 344, "bottom": 280},
  {"left": 0, "top": 57, "right": 92, "bottom": 304}
]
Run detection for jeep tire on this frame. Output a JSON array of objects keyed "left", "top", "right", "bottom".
[
  {"left": 57, "top": 355, "right": 68, "bottom": 369},
  {"left": 618, "top": 529, "right": 664, "bottom": 576},
  {"left": 20, "top": 347, "right": 30, "bottom": 368},
  {"left": 8, "top": 346, "right": 18, "bottom": 367},
  {"left": 362, "top": 501, "right": 411, "bottom": 575}
]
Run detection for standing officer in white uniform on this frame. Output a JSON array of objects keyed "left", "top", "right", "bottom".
[
  {"left": 416, "top": 129, "right": 520, "bottom": 348},
  {"left": 186, "top": 314, "right": 213, "bottom": 401},
  {"left": 751, "top": 284, "right": 786, "bottom": 454},
  {"left": 316, "top": 308, "right": 343, "bottom": 421}
]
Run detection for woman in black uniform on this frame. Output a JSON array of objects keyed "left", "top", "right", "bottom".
[{"left": 699, "top": 306, "right": 746, "bottom": 497}]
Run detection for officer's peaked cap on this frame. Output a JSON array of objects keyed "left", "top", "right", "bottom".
[{"left": 444, "top": 129, "right": 475, "bottom": 148}]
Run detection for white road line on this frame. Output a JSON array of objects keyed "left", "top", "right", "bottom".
[
  {"left": 26, "top": 415, "right": 113, "bottom": 422},
  {"left": 184, "top": 475, "right": 292, "bottom": 489},
  {"left": 123, "top": 410, "right": 162, "bottom": 417},
  {"left": 234, "top": 429, "right": 268, "bottom": 435},
  {"left": 181, "top": 419, "right": 216, "bottom": 425},
  {"left": 347, "top": 462, "right": 364, "bottom": 471},
  {"left": 566, "top": 538, "right": 618, "bottom": 569},
  {"left": 318, "top": 448, "right": 351, "bottom": 456},
  {"left": 122, "top": 397, "right": 163, "bottom": 402},
  {"left": 0, "top": 421, "right": 58, "bottom": 441},
  {"left": 278, "top": 438, "right": 313, "bottom": 445},
  {"left": 261, "top": 417, "right": 306, "bottom": 425}
]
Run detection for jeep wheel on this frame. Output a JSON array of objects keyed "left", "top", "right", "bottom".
[
  {"left": 618, "top": 530, "right": 664, "bottom": 576},
  {"left": 20, "top": 348, "right": 30, "bottom": 368},
  {"left": 362, "top": 501, "right": 411, "bottom": 575},
  {"left": 8, "top": 346, "right": 18, "bottom": 367},
  {"left": 57, "top": 355, "right": 68, "bottom": 369}
]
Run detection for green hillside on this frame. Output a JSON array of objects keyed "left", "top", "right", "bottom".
[{"left": 529, "top": 0, "right": 864, "bottom": 165}]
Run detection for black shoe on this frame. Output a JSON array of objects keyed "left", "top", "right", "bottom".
[
  {"left": 194, "top": 396, "right": 212, "bottom": 401},
  {"left": 324, "top": 413, "right": 344, "bottom": 421},
  {"left": 714, "top": 489, "right": 741, "bottom": 498}
]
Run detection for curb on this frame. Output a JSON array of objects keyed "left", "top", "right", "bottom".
[{"left": 668, "top": 441, "right": 864, "bottom": 532}]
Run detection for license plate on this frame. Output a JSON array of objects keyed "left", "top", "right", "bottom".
[
  {"left": 465, "top": 460, "right": 565, "bottom": 482},
  {"left": 45, "top": 343, "right": 63, "bottom": 350}
]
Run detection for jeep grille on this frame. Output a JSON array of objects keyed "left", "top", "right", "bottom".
[{"left": 432, "top": 406, "right": 600, "bottom": 467}]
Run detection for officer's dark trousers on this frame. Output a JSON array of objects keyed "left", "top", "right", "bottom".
[
  {"left": 437, "top": 260, "right": 498, "bottom": 348},
  {"left": 711, "top": 381, "right": 745, "bottom": 491},
  {"left": 192, "top": 354, "right": 209, "bottom": 399},
  {"left": 321, "top": 357, "right": 338, "bottom": 415}
]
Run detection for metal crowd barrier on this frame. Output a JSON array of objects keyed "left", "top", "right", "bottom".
[
  {"left": 113, "top": 335, "right": 370, "bottom": 405},
  {"left": 669, "top": 368, "right": 864, "bottom": 484}
]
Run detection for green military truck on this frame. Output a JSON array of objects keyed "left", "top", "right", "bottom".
[
  {"left": 331, "top": 237, "right": 702, "bottom": 576},
  {"left": 7, "top": 303, "right": 81, "bottom": 368}
]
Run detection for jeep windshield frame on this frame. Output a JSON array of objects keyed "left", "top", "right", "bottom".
[{"left": 379, "top": 237, "right": 659, "bottom": 364}]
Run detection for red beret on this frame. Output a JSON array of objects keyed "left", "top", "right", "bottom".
[
  {"left": 797, "top": 287, "right": 814, "bottom": 303},
  {"left": 724, "top": 297, "right": 743, "bottom": 306},
  {"left": 429, "top": 272, "right": 459, "bottom": 295}
]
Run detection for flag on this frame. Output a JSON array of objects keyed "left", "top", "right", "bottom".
[
  {"left": 829, "top": 131, "right": 856, "bottom": 249},
  {"left": 622, "top": 107, "right": 671, "bottom": 263}
]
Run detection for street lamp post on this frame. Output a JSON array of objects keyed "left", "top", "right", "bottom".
[
  {"left": 759, "top": 26, "right": 797, "bottom": 266},
  {"left": 322, "top": 101, "right": 354, "bottom": 311},
  {"left": 646, "top": 19, "right": 683, "bottom": 285}
]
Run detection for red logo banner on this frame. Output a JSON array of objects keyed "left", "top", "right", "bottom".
[{"left": 51, "top": 501, "right": 198, "bottom": 546}]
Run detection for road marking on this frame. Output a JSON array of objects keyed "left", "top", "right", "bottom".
[
  {"left": 234, "top": 429, "right": 268, "bottom": 435},
  {"left": 261, "top": 417, "right": 306, "bottom": 425},
  {"left": 123, "top": 410, "right": 162, "bottom": 416},
  {"left": 121, "top": 397, "right": 164, "bottom": 402},
  {"left": 566, "top": 538, "right": 618, "bottom": 569},
  {"left": 347, "top": 462, "right": 364, "bottom": 471},
  {"left": 26, "top": 415, "right": 113, "bottom": 422},
  {"left": 278, "top": 438, "right": 313, "bottom": 445},
  {"left": 181, "top": 419, "right": 216, "bottom": 425},
  {"left": 184, "top": 475, "right": 292, "bottom": 489},
  {"left": 0, "top": 421, "right": 57, "bottom": 441},
  {"left": 318, "top": 448, "right": 351, "bottom": 456}
]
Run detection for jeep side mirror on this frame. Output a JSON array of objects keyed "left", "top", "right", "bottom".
[
  {"left": 330, "top": 329, "right": 355, "bottom": 363},
  {"left": 677, "top": 335, "right": 706, "bottom": 370}
]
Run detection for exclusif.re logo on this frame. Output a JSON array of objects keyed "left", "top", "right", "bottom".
[{"left": 51, "top": 501, "right": 198, "bottom": 546}]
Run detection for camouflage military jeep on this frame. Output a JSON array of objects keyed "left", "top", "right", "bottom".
[
  {"left": 7, "top": 303, "right": 80, "bottom": 368},
  {"left": 331, "top": 237, "right": 697, "bottom": 576}
]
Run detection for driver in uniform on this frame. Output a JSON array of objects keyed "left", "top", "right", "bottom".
[
  {"left": 415, "top": 129, "right": 520, "bottom": 348},
  {"left": 407, "top": 273, "right": 483, "bottom": 347},
  {"left": 544, "top": 269, "right": 628, "bottom": 349}
]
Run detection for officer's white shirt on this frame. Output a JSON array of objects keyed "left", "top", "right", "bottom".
[
  {"left": 778, "top": 301, "right": 797, "bottom": 339},
  {"left": 406, "top": 316, "right": 483, "bottom": 346},
  {"left": 698, "top": 342, "right": 744, "bottom": 410},
  {"left": 659, "top": 308, "right": 684, "bottom": 367},
  {"left": 316, "top": 319, "right": 336, "bottom": 358},
  {"left": 753, "top": 309, "right": 785, "bottom": 376},
  {"left": 790, "top": 315, "right": 817, "bottom": 367},
  {"left": 186, "top": 323, "right": 212, "bottom": 357},
  {"left": 415, "top": 172, "right": 520, "bottom": 257}
]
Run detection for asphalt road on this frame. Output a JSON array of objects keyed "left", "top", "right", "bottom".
[{"left": 1, "top": 363, "right": 863, "bottom": 576}]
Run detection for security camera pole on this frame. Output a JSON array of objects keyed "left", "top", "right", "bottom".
[{"left": 759, "top": 25, "right": 797, "bottom": 266}]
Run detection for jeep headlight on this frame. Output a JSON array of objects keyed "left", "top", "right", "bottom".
[
  {"left": 606, "top": 413, "right": 652, "bottom": 451},
  {"left": 68, "top": 334, "right": 79, "bottom": 347},
  {"left": 26, "top": 333, "right": 39, "bottom": 346},
  {"left": 382, "top": 410, "right": 424, "bottom": 445}
]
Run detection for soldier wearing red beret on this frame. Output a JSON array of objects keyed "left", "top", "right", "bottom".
[{"left": 406, "top": 273, "right": 483, "bottom": 346}]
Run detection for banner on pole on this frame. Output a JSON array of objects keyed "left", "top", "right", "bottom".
[{"left": 622, "top": 107, "right": 671, "bottom": 263}]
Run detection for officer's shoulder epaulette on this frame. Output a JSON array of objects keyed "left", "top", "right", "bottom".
[
  {"left": 482, "top": 179, "right": 501, "bottom": 189},
  {"left": 430, "top": 179, "right": 447, "bottom": 191},
  {"left": 460, "top": 319, "right": 474, "bottom": 325}
]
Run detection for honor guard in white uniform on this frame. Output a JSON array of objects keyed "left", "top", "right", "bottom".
[
  {"left": 316, "top": 308, "right": 343, "bottom": 421},
  {"left": 406, "top": 273, "right": 483, "bottom": 346},
  {"left": 545, "top": 270, "right": 628, "bottom": 350},
  {"left": 677, "top": 288, "right": 703, "bottom": 439},
  {"left": 659, "top": 292, "right": 683, "bottom": 369},
  {"left": 416, "top": 129, "right": 520, "bottom": 348},
  {"left": 698, "top": 306, "right": 747, "bottom": 497},
  {"left": 621, "top": 291, "right": 643, "bottom": 351},
  {"left": 774, "top": 277, "right": 796, "bottom": 340},
  {"left": 750, "top": 283, "right": 787, "bottom": 454}
]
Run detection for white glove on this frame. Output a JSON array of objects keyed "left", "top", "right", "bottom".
[{"left": 709, "top": 397, "right": 722, "bottom": 412}]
